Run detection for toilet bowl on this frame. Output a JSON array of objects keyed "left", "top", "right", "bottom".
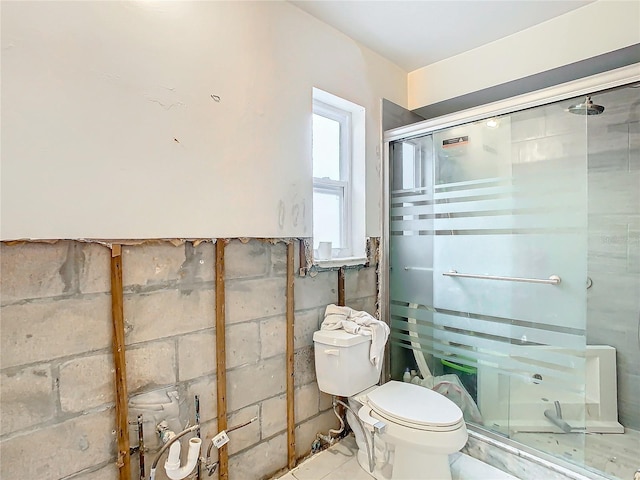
[{"left": 313, "top": 329, "right": 468, "bottom": 480}]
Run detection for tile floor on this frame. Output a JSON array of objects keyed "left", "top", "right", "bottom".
[
  {"left": 273, "top": 434, "right": 519, "bottom": 480},
  {"left": 512, "top": 428, "right": 640, "bottom": 480}
]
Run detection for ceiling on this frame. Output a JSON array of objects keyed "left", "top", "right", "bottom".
[{"left": 289, "top": 1, "right": 595, "bottom": 72}]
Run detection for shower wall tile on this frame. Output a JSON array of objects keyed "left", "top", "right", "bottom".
[
  {"left": 510, "top": 109, "right": 546, "bottom": 142},
  {"left": 513, "top": 133, "right": 586, "bottom": 164},
  {"left": 588, "top": 171, "right": 640, "bottom": 216},
  {"left": 588, "top": 221, "right": 628, "bottom": 273},
  {"left": 544, "top": 103, "right": 586, "bottom": 136},
  {"left": 629, "top": 121, "right": 640, "bottom": 171},
  {"left": 587, "top": 123, "right": 630, "bottom": 172},
  {"left": 587, "top": 272, "right": 640, "bottom": 315}
]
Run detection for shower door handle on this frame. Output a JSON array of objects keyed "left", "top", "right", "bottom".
[{"left": 443, "top": 270, "right": 561, "bottom": 285}]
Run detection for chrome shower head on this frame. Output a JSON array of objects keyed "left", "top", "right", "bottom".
[{"left": 567, "top": 96, "right": 605, "bottom": 115}]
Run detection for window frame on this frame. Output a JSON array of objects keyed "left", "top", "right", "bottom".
[
  {"left": 311, "top": 88, "right": 366, "bottom": 266},
  {"left": 312, "top": 100, "right": 352, "bottom": 255}
]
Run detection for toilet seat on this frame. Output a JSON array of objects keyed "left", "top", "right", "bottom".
[{"left": 365, "top": 381, "right": 464, "bottom": 432}]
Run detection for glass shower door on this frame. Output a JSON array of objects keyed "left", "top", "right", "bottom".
[{"left": 388, "top": 103, "right": 588, "bottom": 463}]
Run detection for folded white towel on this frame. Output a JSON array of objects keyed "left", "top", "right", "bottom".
[{"left": 320, "top": 304, "right": 390, "bottom": 367}]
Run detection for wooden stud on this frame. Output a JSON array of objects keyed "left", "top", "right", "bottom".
[
  {"left": 215, "top": 240, "right": 229, "bottom": 480},
  {"left": 110, "top": 245, "right": 131, "bottom": 480},
  {"left": 338, "top": 267, "right": 345, "bottom": 307},
  {"left": 286, "top": 242, "right": 296, "bottom": 470}
]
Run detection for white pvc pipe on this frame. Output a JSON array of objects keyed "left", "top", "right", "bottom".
[{"left": 165, "top": 437, "right": 202, "bottom": 480}]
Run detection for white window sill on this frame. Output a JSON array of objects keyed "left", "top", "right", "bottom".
[{"left": 314, "top": 256, "right": 369, "bottom": 268}]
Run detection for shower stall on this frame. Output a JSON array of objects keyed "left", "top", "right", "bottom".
[{"left": 383, "top": 66, "right": 639, "bottom": 480}]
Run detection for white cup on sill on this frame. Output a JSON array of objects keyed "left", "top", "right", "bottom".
[{"left": 317, "top": 242, "right": 332, "bottom": 260}]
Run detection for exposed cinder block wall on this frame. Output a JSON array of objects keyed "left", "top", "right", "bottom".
[{"left": 0, "top": 239, "right": 379, "bottom": 479}]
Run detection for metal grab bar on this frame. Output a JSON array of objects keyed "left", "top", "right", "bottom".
[{"left": 443, "top": 270, "right": 561, "bottom": 285}]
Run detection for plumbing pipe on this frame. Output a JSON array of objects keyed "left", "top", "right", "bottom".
[
  {"left": 333, "top": 398, "right": 376, "bottom": 474},
  {"left": 205, "top": 416, "right": 259, "bottom": 461},
  {"left": 149, "top": 424, "right": 199, "bottom": 480},
  {"left": 137, "top": 414, "right": 146, "bottom": 480},
  {"left": 165, "top": 437, "right": 202, "bottom": 480},
  {"left": 195, "top": 395, "right": 201, "bottom": 480}
]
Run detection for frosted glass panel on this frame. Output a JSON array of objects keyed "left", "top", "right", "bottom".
[{"left": 388, "top": 106, "right": 588, "bottom": 450}]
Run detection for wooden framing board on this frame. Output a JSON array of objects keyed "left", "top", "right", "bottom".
[
  {"left": 338, "top": 267, "right": 345, "bottom": 307},
  {"left": 110, "top": 245, "right": 131, "bottom": 480},
  {"left": 286, "top": 242, "right": 296, "bottom": 470},
  {"left": 216, "top": 240, "right": 229, "bottom": 480}
]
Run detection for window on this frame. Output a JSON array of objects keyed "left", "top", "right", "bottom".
[{"left": 312, "top": 88, "right": 365, "bottom": 264}]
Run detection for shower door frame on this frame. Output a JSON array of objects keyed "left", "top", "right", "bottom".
[{"left": 380, "top": 63, "right": 640, "bottom": 479}]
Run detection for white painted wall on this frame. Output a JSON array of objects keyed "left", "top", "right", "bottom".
[
  {"left": 1, "top": 1, "right": 406, "bottom": 240},
  {"left": 408, "top": 1, "right": 640, "bottom": 110}
]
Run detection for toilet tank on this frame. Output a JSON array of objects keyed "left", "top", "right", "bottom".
[{"left": 313, "top": 329, "right": 383, "bottom": 397}]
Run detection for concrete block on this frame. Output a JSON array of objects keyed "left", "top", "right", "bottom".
[
  {"left": 123, "top": 288, "right": 215, "bottom": 345},
  {"left": 179, "top": 241, "right": 215, "bottom": 284},
  {"left": 0, "top": 409, "right": 115, "bottom": 479},
  {"left": 227, "top": 356, "right": 286, "bottom": 412},
  {"left": 228, "top": 433, "right": 287, "bottom": 480},
  {"left": 261, "top": 393, "right": 286, "bottom": 439},
  {"left": 345, "top": 296, "right": 377, "bottom": 317},
  {"left": 225, "top": 240, "right": 269, "bottom": 279},
  {"left": 294, "top": 308, "right": 321, "bottom": 350},
  {"left": 79, "top": 242, "right": 111, "bottom": 294},
  {"left": 0, "top": 241, "right": 71, "bottom": 303},
  {"left": 178, "top": 330, "right": 216, "bottom": 381},
  {"left": 193, "top": 241, "right": 216, "bottom": 282},
  {"left": 345, "top": 267, "right": 377, "bottom": 301},
  {"left": 0, "top": 365, "right": 55, "bottom": 435},
  {"left": 227, "top": 321, "right": 260, "bottom": 369},
  {"left": 260, "top": 316, "right": 285, "bottom": 359},
  {"left": 269, "top": 241, "right": 290, "bottom": 277},
  {"left": 294, "top": 271, "right": 337, "bottom": 310},
  {"left": 122, "top": 243, "right": 186, "bottom": 287},
  {"left": 227, "top": 404, "right": 261, "bottom": 455},
  {"left": 226, "top": 278, "right": 286, "bottom": 324},
  {"left": 71, "top": 462, "right": 118, "bottom": 480},
  {"left": 295, "top": 410, "right": 339, "bottom": 459},
  {"left": 293, "top": 346, "right": 316, "bottom": 388},
  {"left": 187, "top": 376, "right": 217, "bottom": 425},
  {"left": 126, "top": 341, "right": 176, "bottom": 394},
  {"left": 295, "top": 382, "right": 320, "bottom": 424},
  {"left": 59, "top": 353, "right": 114, "bottom": 413},
  {"left": 319, "top": 389, "right": 333, "bottom": 412},
  {"left": 0, "top": 295, "right": 112, "bottom": 369}
]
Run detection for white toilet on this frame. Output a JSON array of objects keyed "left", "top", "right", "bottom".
[{"left": 313, "top": 329, "right": 467, "bottom": 480}]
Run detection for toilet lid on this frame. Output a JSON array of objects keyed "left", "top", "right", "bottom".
[{"left": 367, "top": 381, "right": 463, "bottom": 429}]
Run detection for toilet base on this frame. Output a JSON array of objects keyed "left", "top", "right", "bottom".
[
  {"left": 393, "top": 444, "right": 451, "bottom": 480},
  {"left": 355, "top": 443, "right": 452, "bottom": 480}
]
